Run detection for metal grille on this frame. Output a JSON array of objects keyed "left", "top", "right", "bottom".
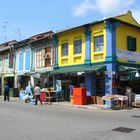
[{"left": 112, "top": 127, "right": 135, "bottom": 133}]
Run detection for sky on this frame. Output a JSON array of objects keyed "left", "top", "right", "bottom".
[{"left": 0, "top": 0, "right": 140, "bottom": 43}]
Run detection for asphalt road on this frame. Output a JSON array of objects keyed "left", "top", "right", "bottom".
[{"left": 0, "top": 99, "right": 140, "bottom": 140}]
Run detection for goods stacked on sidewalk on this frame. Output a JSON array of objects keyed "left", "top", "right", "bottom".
[
  {"left": 102, "top": 94, "right": 128, "bottom": 109},
  {"left": 132, "top": 94, "right": 140, "bottom": 107}
]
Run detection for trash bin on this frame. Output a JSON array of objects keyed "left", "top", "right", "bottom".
[{"left": 9, "top": 88, "right": 19, "bottom": 97}]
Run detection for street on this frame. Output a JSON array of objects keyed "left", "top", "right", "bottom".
[{"left": 0, "top": 99, "right": 140, "bottom": 140}]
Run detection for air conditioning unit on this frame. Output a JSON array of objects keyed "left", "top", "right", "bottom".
[{"left": 43, "top": 53, "right": 50, "bottom": 59}]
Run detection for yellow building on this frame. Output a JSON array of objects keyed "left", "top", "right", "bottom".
[{"left": 52, "top": 11, "right": 140, "bottom": 105}]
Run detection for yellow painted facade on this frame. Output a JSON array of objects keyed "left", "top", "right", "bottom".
[
  {"left": 90, "top": 23, "right": 106, "bottom": 63},
  {"left": 57, "top": 11, "right": 140, "bottom": 67},
  {"left": 116, "top": 23, "right": 140, "bottom": 51},
  {"left": 116, "top": 23, "right": 140, "bottom": 63},
  {"left": 58, "top": 23, "right": 106, "bottom": 67},
  {"left": 115, "top": 11, "right": 139, "bottom": 27},
  {"left": 58, "top": 27, "right": 85, "bottom": 66}
]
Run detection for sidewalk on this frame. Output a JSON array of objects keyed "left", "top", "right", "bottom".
[
  {"left": 0, "top": 96, "right": 132, "bottom": 111},
  {"left": 0, "top": 96, "right": 20, "bottom": 102},
  {"left": 51, "top": 101, "right": 133, "bottom": 111},
  {"left": 53, "top": 101, "right": 111, "bottom": 110}
]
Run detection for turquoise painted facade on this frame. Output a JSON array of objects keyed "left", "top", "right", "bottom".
[
  {"left": 15, "top": 39, "right": 31, "bottom": 74},
  {"left": 13, "top": 31, "right": 54, "bottom": 89},
  {"left": 29, "top": 31, "right": 54, "bottom": 87},
  {"left": 14, "top": 39, "right": 32, "bottom": 90}
]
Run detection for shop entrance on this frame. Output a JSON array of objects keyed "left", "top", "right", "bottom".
[
  {"left": 17, "top": 75, "right": 30, "bottom": 90},
  {"left": 0, "top": 78, "right": 1, "bottom": 95},
  {"left": 56, "top": 73, "right": 85, "bottom": 101},
  {"left": 95, "top": 72, "right": 105, "bottom": 97},
  {"left": 4, "top": 77, "right": 14, "bottom": 88},
  {"left": 118, "top": 71, "right": 140, "bottom": 95}
]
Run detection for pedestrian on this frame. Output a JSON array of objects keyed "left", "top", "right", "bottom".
[
  {"left": 34, "top": 84, "right": 42, "bottom": 105},
  {"left": 38, "top": 81, "right": 41, "bottom": 87},
  {"left": 4, "top": 83, "right": 10, "bottom": 101}
]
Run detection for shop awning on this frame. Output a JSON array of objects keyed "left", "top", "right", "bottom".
[
  {"left": 119, "top": 65, "right": 140, "bottom": 80},
  {"left": 24, "top": 71, "right": 41, "bottom": 78},
  {"left": 50, "top": 65, "right": 105, "bottom": 75},
  {"left": 37, "top": 68, "right": 53, "bottom": 74},
  {"left": 119, "top": 65, "right": 140, "bottom": 72}
]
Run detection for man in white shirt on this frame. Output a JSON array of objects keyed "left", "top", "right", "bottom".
[{"left": 34, "top": 84, "right": 43, "bottom": 105}]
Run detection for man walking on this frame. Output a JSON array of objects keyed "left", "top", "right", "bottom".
[
  {"left": 34, "top": 84, "right": 42, "bottom": 105},
  {"left": 4, "top": 83, "right": 10, "bottom": 101}
]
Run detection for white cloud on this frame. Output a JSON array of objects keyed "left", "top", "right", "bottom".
[
  {"left": 73, "top": 0, "right": 96, "bottom": 17},
  {"left": 72, "top": 0, "right": 136, "bottom": 17},
  {"left": 97, "top": 0, "right": 135, "bottom": 15}
]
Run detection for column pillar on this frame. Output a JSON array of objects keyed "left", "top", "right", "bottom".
[
  {"left": 1, "top": 74, "right": 4, "bottom": 95},
  {"left": 31, "top": 48, "right": 35, "bottom": 71},
  {"left": 104, "top": 20, "right": 120, "bottom": 106},
  {"left": 84, "top": 27, "right": 91, "bottom": 65},
  {"left": 53, "top": 75, "right": 56, "bottom": 90},
  {"left": 14, "top": 74, "right": 18, "bottom": 88},
  {"left": 53, "top": 35, "right": 58, "bottom": 68},
  {"left": 105, "top": 63, "right": 118, "bottom": 105},
  {"left": 105, "top": 20, "right": 120, "bottom": 62},
  {"left": 85, "top": 72, "right": 96, "bottom": 96},
  {"left": 14, "top": 50, "right": 17, "bottom": 88}
]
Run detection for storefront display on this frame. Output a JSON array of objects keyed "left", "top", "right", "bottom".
[{"left": 102, "top": 94, "right": 128, "bottom": 108}]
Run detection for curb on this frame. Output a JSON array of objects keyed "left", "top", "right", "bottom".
[{"left": 0, "top": 97, "right": 133, "bottom": 112}]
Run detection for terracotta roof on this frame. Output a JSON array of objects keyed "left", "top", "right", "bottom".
[{"left": 30, "top": 31, "right": 53, "bottom": 42}]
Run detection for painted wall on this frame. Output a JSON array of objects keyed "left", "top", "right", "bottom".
[
  {"left": 16, "top": 46, "right": 31, "bottom": 73},
  {"left": 58, "top": 27, "right": 85, "bottom": 66},
  {"left": 58, "top": 23, "right": 106, "bottom": 67},
  {"left": 114, "top": 11, "right": 140, "bottom": 28},
  {"left": 0, "top": 53, "right": 14, "bottom": 95},
  {"left": 0, "top": 56, "right": 2, "bottom": 72},
  {"left": 0, "top": 53, "right": 14, "bottom": 74},
  {"left": 34, "top": 46, "right": 53, "bottom": 71},
  {"left": 116, "top": 23, "right": 140, "bottom": 63},
  {"left": 90, "top": 23, "right": 106, "bottom": 63}
]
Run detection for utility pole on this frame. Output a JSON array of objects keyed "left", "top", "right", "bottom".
[
  {"left": 2, "top": 22, "right": 8, "bottom": 42},
  {"left": 17, "top": 28, "right": 21, "bottom": 41}
]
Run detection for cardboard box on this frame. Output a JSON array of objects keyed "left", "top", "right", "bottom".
[
  {"left": 91, "top": 96, "right": 97, "bottom": 104},
  {"left": 96, "top": 96, "right": 104, "bottom": 105}
]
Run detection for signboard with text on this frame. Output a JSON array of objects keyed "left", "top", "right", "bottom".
[{"left": 116, "top": 48, "right": 140, "bottom": 62}]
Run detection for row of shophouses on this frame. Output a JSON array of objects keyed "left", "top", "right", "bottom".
[{"left": 0, "top": 11, "right": 140, "bottom": 103}]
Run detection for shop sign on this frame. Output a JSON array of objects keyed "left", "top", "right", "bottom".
[
  {"left": 86, "top": 91, "right": 91, "bottom": 96},
  {"left": 105, "top": 71, "right": 115, "bottom": 75},
  {"left": 116, "top": 48, "right": 140, "bottom": 62}
]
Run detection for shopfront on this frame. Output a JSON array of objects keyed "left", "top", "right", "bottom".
[
  {"left": 51, "top": 65, "right": 105, "bottom": 102},
  {"left": 118, "top": 65, "right": 140, "bottom": 95},
  {"left": 17, "top": 75, "right": 30, "bottom": 91}
]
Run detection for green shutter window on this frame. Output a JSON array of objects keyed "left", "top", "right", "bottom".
[
  {"left": 127, "top": 36, "right": 136, "bottom": 52},
  {"left": 127, "top": 36, "right": 132, "bottom": 51},
  {"left": 132, "top": 37, "right": 136, "bottom": 51}
]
